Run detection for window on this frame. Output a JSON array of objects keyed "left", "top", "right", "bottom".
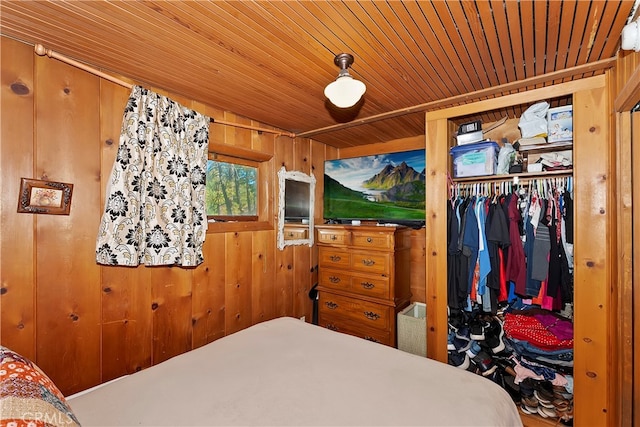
[
  {"left": 205, "top": 142, "right": 272, "bottom": 232},
  {"left": 206, "top": 158, "right": 258, "bottom": 221}
]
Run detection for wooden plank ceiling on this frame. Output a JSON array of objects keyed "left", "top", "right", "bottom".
[{"left": 0, "top": 1, "right": 635, "bottom": 148}]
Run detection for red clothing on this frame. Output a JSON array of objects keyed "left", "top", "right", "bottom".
[
  {"left": 498, "top": 248, "right": 508, "bottom": 301},
  {"left": 503, "top": 312, "right": 573, "bottom": 350},
  {"left": 506, "top": 195, "right": 527, "bottom": 295}
]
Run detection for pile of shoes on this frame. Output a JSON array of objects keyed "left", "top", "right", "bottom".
[
  {"left": 447, "top": 309, "right": 508, "bottom": 377},
  {"left": 552, "top": 384, "right": 574, "bottom": 423},
  {"left": 518, "top": 379, "right": 574, "bottom": 423},
  {"left": 448, "top": 307, "right": 574, "bottom": 424}
]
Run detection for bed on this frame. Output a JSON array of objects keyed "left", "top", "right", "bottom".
[{"left": 1, "top": 317, "right": 522, "bottom": 426}]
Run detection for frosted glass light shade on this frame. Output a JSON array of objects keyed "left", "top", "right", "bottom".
[
  {"left": 621, "top": 20, "right": 640, "bottom": 51},
  {"left": 324, "top": 75, "right": 366, "bottom": 108}
]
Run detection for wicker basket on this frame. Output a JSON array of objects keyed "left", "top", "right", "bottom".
[{"left": 397, "top": 303, "right": 427, "bottom": 357}]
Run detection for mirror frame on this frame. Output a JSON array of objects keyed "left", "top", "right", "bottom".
[{"left": 277, "top": 166, "right": 315, "bottom": 250}]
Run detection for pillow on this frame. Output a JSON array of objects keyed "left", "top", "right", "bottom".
[{"left": 0, "top": 346, "right": 80, "bottom": 427}]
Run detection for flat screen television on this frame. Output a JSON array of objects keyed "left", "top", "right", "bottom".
[{"left": 323, "top": 149, "right": 426, "bottom": 227}]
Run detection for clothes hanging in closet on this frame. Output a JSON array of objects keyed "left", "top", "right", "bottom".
[{"left": 446, "top": 179, "right": 574, "bottom": 313}]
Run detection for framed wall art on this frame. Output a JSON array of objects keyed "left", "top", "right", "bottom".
[{"left": 17, "top": 178, "right": 74, "bottom": 215}]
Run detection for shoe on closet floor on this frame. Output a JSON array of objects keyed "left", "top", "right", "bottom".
[
  {"left": 520, "top": 403, "right": 538, "bottom": 415},
  {"left": 555, "top": 402, "right": 574, "bottom": 423},
  {"left": 469, "top": 319, "right": 487, "bottom": 341},
  {"left": 520, "top": 394, "right": 539, "bottom": 409},
  {"left": 447, "top": 331, "right": 472, "bottom": 353},
  {"left": 533, "top": 380, "right": 555, "bottom": 404},
  {"left": 471, "top": 350, "right": 497, "bottom": 376},
  {"left": 447, "top": 331, "right": 456, "bottom": 351},
  {"left": 496, "top": 302, "right": 509, "bottom": 319},
  {"left": 466, "top": 340, "right": 482, "bottom": 359},
  {"left": 552, "top": 397, "right": 571, "bottom": 412},
  {"left": 484, "top": 318, "right": 507, "bottom": 353},
  {"left": 537, "top": 405, "right": 557, "bottom": 418},
  {"left": 519, "top": 378, "right": 535, "bottom": 399},
  {"left": 553, "top": 384, "right": 573, "bottom": 400},
  {"left": 453, "top": 326, "right": 472, "bottom": 352},
  {"left": 454, "top": 325, "right": 471, "bottom": 340},
  {"left": 448, "top": 351, "right": 470, "bottom": 370},
  {"left": 448, "top": 307, "right": 464, "bottom": 331}
]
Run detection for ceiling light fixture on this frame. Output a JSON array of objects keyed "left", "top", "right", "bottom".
[
  {"left": 621, "top": 18, "right": 640, "bottom": 51},
  {"left": 324, "top": 53, "right": 366, "bottom": 108}
]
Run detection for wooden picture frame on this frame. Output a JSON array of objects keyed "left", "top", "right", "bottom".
[{"left": 17, "top": 178, "right": 74, "bottom": 215}]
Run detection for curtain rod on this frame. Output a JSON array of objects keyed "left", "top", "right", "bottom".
[{"left": 33, "top": 44, "right": 295, "bottom": 138}]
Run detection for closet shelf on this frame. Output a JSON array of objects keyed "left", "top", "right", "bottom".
[{"left": 451, "top": 169, "right": 573, "bottom": 183}]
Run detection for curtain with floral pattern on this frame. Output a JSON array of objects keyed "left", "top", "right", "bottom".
[{"left": 96, "top": 86, "right": 210, "bottom": 267}]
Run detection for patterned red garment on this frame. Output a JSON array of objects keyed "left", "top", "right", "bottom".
[
  {"left": 503, "top": 312, "right": 573, "bottom": 350},
  {"left": 0, "top": 346, "right": 80, "bottom": 427}
]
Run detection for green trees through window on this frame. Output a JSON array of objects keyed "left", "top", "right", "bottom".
[{"left": 206, "top": 159, "right": 257, "bottom": 219}]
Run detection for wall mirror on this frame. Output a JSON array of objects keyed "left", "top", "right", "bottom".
[{"left": 277, "top": 166, "right": 315, "bottom": 250}]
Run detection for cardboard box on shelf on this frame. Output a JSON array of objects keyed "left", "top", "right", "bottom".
[{"left": 547, "top": 105, "right": 573, "bottom": 142}]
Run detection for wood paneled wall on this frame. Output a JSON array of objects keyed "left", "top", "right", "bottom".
[
  {"left": 0, "top": 37, "right": 323, "bottom": 395},
  {"left": 0, "top": 37, "right": 427, "bottom": 396}
]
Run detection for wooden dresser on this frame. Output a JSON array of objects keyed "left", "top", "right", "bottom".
[{"left": 315, "top": 224, "right": 412, "bottom": 347}]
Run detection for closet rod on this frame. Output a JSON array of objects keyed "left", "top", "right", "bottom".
[
  {"left": 451, "top": 170, "right": 572, "bottom": 184},
  {"left": 454, "top": 176, "right": 570, "bottom": 184},
  {"left": 451, "top": 175, "right": 572, "bottom": 193},
  {"left": 33, "top": 44, "right": 296, "bottom": 138}
]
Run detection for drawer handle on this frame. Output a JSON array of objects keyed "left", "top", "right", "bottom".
[
  {"left": 329, "top": 255, "right": 342, "bottom": 262},
  {"left": 364, "top": 311, "right": 381, "bottom": 320},
  {"left": 362, "top": 259, "right": 375, "bottom": 266},
  {"left": 367, "top": 237, "right": 373, "bottom": 243},
  {"left": 361, "top": 282, "right": 375, "bottom": 289},
  {"left": 287, "top": 232, "right": 295, "bottom": 237},
  {"left": 326, "top": 323, "right": 338, "bottom": 331},
  {"left": 364, "top": 336, "right": 380, "bottom": 343},
  {"left": 329, "top": 276, "right": 341, "bottom": 283},
  {"left": 330, "top": 235, "right": 338, "bottom": 240},
  {"left": 325, "top": 301, "right": 338, "bottom": 310}
]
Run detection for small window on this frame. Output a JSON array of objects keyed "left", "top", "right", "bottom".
[
  {"left": 206, "top": 157, "right": 258, "bottom": 221},
  {"left": 205, "top": 142, "right": 272, "bottom": 233}
]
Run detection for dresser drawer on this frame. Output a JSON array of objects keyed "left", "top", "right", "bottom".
[
  {"left": 319, "top": 316, "right": 392, "bottom": 345},
  {"left": 317, "top": 228, "right": 350, "bottom": 246},
  {"left": 283, "top": 224, "right": 308, "bottom": 240},
  {"left": 320, "top": 269, "right": 390, "bottom": 299},
  {"left": 351, "top": 250, "right": 390, "bottom": 275},
  {"left": 318, "top": 248, "right": 350, "bottom": 269},
  {"left": 351, "top": 230, "right": 394, "bottom": 250},
  {"left": 349, "top": 272, "right": 390, "bottom": 299},
  {"left": 318, "top": 292, "right": 391, "bottom": 330},
  {"left": 319, "top": 269, "right": 350, "bottom": 292}
]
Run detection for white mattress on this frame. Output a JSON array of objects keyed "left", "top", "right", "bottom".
[{"left": 69, "top": 317, "right": 522, "bottom": 426}]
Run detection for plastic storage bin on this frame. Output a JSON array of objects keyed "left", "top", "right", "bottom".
[
  {"left": 397, "top": 302, "right": 426, "bottom": 357},
  {"left": 450, "top": 141, "right": 499, "bottom": 178}
]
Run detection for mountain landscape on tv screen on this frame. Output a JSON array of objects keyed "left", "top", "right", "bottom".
[{"left": 324, "top": 160, "right": 425, "bottom": 220}]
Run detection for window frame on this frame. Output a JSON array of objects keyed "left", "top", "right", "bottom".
[
  {"left": 205, "top": 142, "right": 273, "bottom": 234},
  {"left": 206, "top": 155, "right": 259, "bottom": 222}
]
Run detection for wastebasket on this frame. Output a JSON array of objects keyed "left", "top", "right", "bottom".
[{"left": 397, "top": 302, "right": 427, "bottom": 357}]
